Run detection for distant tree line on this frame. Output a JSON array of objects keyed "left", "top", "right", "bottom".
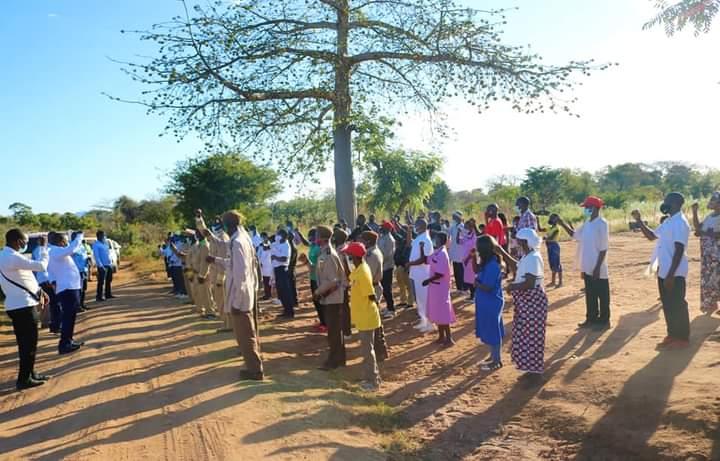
[{"left": 3, "top": 158, "right": 718, "bottom": 244}]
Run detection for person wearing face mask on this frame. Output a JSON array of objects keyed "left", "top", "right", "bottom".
[
  {"left": 632, "top": 193, "right": 691, "bottom": 350},
  {"left": 342, "top": 242, "right": 382, "bottom": 391},
  {"left": 448, "top": 211, "right": 466, "bottom": 294},
  {"left": 333, "top": 227, "right": 354, "bottom": 339},
  {"left": 557, "top": 196, "right": 610, "bottom": 330},
  {"left": 691, "top": 192, "right": 720, "bottom": 315},
  {"left": 302, "top": 228, "right": 328, "bottom": 333},
  {"left": 378, "top": 222, "right": 397, "bottom": 319},
  {"left": 506, "top": 228, "right": 548, "bottom": 385},
  {"left": 271, "top": 229, "right": 294, "bottom": 318},
  {"left": 408, "top": 219, "right": 435, "bottom": 333},
  {"left": 48, "top": 230, "right": 86, "bottom": 354},
  {"left": 92, "top": 231, "right": 114, "bottom": 302},
  {"left": 0, "top": 229, "right": 53, "bottom": 390},
  {"left": 192, "top": 230, "right": 216, "bottom": 319},
  {"left": 256, "top": 233, "right": 274, "bottom": 301},
  {"left": 423, "top": 232, "right": 456, "bottom": 347},
  {"left": 313, "top": 225, "right": 348, "bottom": 370},
  {"left": 198, "top": 209, "right": 264, "bottom": 381},
  {"left": 515, "top": 196, "right": 539, "bottom": 232}
]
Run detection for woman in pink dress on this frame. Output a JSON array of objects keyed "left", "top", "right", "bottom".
[
  {"left": 424, "top": 232, "right": 456, "bottom": 346},
  {"left": 462, "top": 219, "right": 479, "bottom": 301}
]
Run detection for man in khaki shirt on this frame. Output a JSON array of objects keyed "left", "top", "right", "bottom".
[
  {"left": 313, "top": 226, "right": 347, "bottom": 369},
  {"left": 361, "top": 231, "right": 389, "bottom": 362},
  {"left": 194, "top": 234, "right": 216, "bottom": 318},
  {"left": 208, "top": 224, "right": 231, "bottom": 331}
]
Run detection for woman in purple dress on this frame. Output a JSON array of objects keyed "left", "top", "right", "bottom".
[{"left": 424, "top": 232, "right": 456, "bottom": 347}]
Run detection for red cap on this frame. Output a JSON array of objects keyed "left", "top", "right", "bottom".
[
  {"left": 342, "top": 242, "right": 367, "bottom": 258},
  {"left": 381, "top": 221, "right": 394, "bottom": 231},
  {"left": 581, "top": 196, "right": 604, "bottom": 209}
]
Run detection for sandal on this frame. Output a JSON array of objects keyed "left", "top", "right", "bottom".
[{"left": 481, "top": 361, "right": 503, "bottom": 371}]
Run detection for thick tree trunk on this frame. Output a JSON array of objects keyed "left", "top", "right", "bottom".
[
  {"left": 334, "top": 121, "right": 356, "bottom": 227},
  {"left": 333, "top": 0, "right": 356, "bottom": 227}
]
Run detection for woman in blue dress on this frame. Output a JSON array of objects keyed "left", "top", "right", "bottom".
[{"left": 473, "top": 235, "right": 505, "bottom": 371}]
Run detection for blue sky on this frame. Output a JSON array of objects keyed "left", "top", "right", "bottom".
[{"left": 2, "top": 1, "right": 719, "bottom": 214}]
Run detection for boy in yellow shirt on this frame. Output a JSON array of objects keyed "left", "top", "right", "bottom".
[{"left": 342, "top": 242, "right": 381, "bottom": 391}]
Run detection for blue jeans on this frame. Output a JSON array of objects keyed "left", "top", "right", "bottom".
[{"left": 57, "top": 289, "right": 80, "bottom": 351}]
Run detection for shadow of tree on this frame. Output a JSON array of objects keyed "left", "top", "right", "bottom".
[{"left": 573, "top": 315, "right": 720, "bottom": 460}]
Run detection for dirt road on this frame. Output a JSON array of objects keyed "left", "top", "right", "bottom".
[{"left": 1, "top": 234, "right": 719, "bottom": 460}]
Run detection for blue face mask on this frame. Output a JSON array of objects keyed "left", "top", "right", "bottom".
[
  {"left": 19, "top": 244, "right": 28, "bottom": 253},
  {"left": 583, "top": 208, "right": 593, "bottom": 219},
  {"left": 515, "top": 206, "right": 522, "bottom": 215}
]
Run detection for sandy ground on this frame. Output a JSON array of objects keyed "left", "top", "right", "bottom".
[{"left": 0, "top": 233, "right": 718, "bottom": 461}]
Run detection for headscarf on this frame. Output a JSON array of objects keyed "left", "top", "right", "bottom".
[{"left": 516, "top": 228, "right": 542, "bottom": 250}]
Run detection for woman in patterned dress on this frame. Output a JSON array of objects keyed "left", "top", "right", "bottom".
[
  {"left": 506, "top": 228, "right": 548, "bottom": 385},
  {"left": 692, "top": 192, "right": 720, "bottom": 315}
]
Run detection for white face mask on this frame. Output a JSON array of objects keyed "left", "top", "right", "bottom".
[
  {"left": 515, "top": 206, "right": 522, "bottom": 215},
  {"left": 583, "top": 208, "right": 593, "bottom": 220},
  {"left": 19, "top": 244, "right": 28, "bottom": 253}
]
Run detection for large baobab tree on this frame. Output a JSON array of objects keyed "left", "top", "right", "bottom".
[{"left": 117, "top": 0, "right": 604, "bottom": 224}]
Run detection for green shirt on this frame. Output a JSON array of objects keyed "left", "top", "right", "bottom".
[{"left": 308, "top": 244, "right": 321, "bottom": 281}]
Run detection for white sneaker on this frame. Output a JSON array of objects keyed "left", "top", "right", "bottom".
[
  {"left": 420, "top": 324, "right": 435, "bottom": 333},
  {"left": 382, "top": 310, "right": 395, "bottom": 320},
  {"left": 271, "top": 299, "right": 282, "bottom": 306},
  {"left": 344, "top": 334, "right": 352, "bottom": 342}
]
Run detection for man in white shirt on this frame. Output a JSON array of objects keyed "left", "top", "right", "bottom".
[
  {"left": 249, "top": 225, "right": 263, "bottom": 251},
  {"left": 632, "top": 192, "right": 691, "bottom": 349},
  {"left": 271, "top": 229, "right": 293, "bottom": 318},
  {"left": 0, "top": 229, "right": 52, "bottom": 390},
  {"left": 48, "top": 231, "right": 85, "bottom": 354},
  {"left": 408, "top": 219, "right": 434, "bottom": 333},
  {"left": 199, "top": 210, "right": 264, "bottom": 381},
  {"left": 448, "top": 211, "right": 465, "bottom": 294},
  {"left": 558, "top": 196, "right": 611, "bottom": 330}
]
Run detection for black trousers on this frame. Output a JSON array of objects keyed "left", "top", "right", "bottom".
[
  {"left": 57, "top": 289, "right": 80, "bottom": 351},
  {"left": 288, "top": 266, "right": 298, "bottom": 307},
  {"left": 658, "top": 277, "right": 690, "bottom": 341},
  {"left": 381, "top": 268, "right": 395, "bottom": 311},
  {"left": 41, "top": 282, "right": 61, "bottom": 331},
  {"left": 452, "top": 262, "right": 465, "bottom": 291},
  {"left": 310, "top": 279, "right": 326, "bottom": 325},
  {"left": 7, "top": 306, "right": 39, "bottom": 385},
  {"left": 262, "top": 276, "right": 272, "bottom": 300},
  {"left": 96, "top": 266, "right": 113, "bottom": 300},
  {"left": 274, "top": 266, "right": 294, "bottom": 316},
  {"left": 583, "top": 274, "right": 611, "bottom": 324}
]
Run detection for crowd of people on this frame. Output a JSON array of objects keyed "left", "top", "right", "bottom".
[
  {"left": 0, "top": 231, "right": 118, "bottom": 389},
  {"left": 2, "top": 191, "right": 719, "bottom": 392}
]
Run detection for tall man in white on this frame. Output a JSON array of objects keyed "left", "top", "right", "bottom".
[
  {"left": 0, "top": 229, "right": 52, "bottom": 390},
  {"left": 408, "top": 219, "right": 434, "bottom": 333},
  {"left": 198, "top": 210, "right": 264, "bottom": 381},
  {"left": 48, "top": 231, "right": 86, "bottom": 354}
]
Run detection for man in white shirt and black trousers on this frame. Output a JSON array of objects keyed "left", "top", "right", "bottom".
[
  {"left": 557, "top": 196, "right": 611, "bottom": 331},
  {"left": 48, "top": 231, "right": 86, "bottom": 354},
  {"left": 632, "top": 192, "right": 692, "bottom": 350},
  {"left": 0, "top": 229, "right": 52, "bottom": 390}
]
